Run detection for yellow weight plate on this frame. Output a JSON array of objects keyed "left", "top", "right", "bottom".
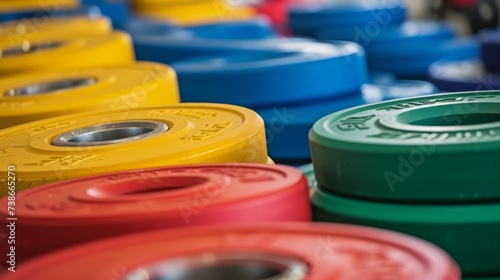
[
  {"left": 266, "top": 157, "right": 275, "bottom": 164},
  {"left": 135, "top": 0, "right": 255, "bottom": 26},
  {"left": 0, "top": 31, "right": 134, "bottom": 75},
  {"left": 133, "top": 0, "right": 212, "bottom": 6},
  {"left": 0, "top": 103, "right": 268, "bottom": 196},
  {"left": 0, "top": 16, "right": 112, "bottom": 38},
  {"left": 0, "top": 62, "right": 180, "bottom": 129},
  {"left": 0, "top": 0, "right": 78, "bottom": 13}
]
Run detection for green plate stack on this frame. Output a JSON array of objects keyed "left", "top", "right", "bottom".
[{"left": 304, "top": 91, "right": 500, "bottom": 278}]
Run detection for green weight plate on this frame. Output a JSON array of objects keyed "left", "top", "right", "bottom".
[
  {"left": 309, "top": 91, "right": 500, "bottom": 202},
  {"left": 304, "top": 167, "right": 500, "bottom": 276}
]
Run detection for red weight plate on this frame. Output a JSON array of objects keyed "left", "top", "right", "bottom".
[
  {"left": 2, "top": 223, "right": 460, "bottom": 280},
  {"left": 445, "top": 0, "right": 477, "bottom": 7},
  {"left": 0, "top": 164, "right": 310, "bottom": 264}
]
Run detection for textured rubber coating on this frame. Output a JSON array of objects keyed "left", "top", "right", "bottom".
[
  {"left": 310, "top": 91, "right": 500, "bottom": 202},
  {"left": 0, "top": 164, "right": 311, "bottom": 263},
  {"left": 0, "top": 223, "right": 460, "bottom": 280}
]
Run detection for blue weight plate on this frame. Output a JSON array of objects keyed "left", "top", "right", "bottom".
[
  {"left": 132, "top": 19, "right": 278, "bottom": 63},
  {"left": 369, "top": 71, "right": 397, "bottom": 84},
  {"left": 480, "top": 29, "right": 500, "bottom": 72},
  {"left": 362, "top": 80, "right": 439, "bottom": 103},
  {"left": 82, "top": 0, "right": 130, "bottom": 29},
  {"left": 123, "top": 17, "right": 177, "bottom": 37},
  {"left": 255, "top": 93, "right": 366, "bottom": 160},
  {"left": 171, "top": 41, "right": 368, "bottom": 107},
  {"left": 316, "top": 21, "right": 456, "bottom": 52},
  {"left": 368, "top": 37, "right": 480, "bottom": 79},
  {"left": 184, "top": 19, "right": 275, "bottom": 40},
  {"left": 0, "top": 5, "right": 101, "bottom": 23},
  {"left": 289, "top": 0, "right": 406, "bottom": 36},
  {"left": 257, "top": 77, "right": 438, "bottom": 160},
  {"left": 429, "top": 57, "right": 500, "bottom": 92}
]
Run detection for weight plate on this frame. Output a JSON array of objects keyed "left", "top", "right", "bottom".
[
  {"left": 316, "top": 21, "right": 456, "bottom": 52},
  {"left": 130, "top": 18, "right": 274, "bottom": 40},
  {"left": 255, "top": 0, "right": 288, "bottom": 29},
  {"left": 123, "top": 16, "right": 177, "bottom": 38},
  {"left": 256, "top": 78, "right": 437, "bottom": 160},
  {"left": 132, "top": 19, "right": 282, "bottom": 64},
  {"left": 289, "top": 0, "right": 406, "bottom": 36},
  {"left": 369, "top": 71, "right": 397, "bottom": 84},
  {"left": 0, "top": 0, "right": 78, "bottom": 13},
  {"left": 134, "top": 0, "right": 255, "bottom": 26},
  {"left": 368, "top": 37, "right": 480, "bottom": 79},
  {"left": 362, "top": 80, "right": 439, "bottom": 103},
  {"left": 306, "top": 166, "right": 500, "bottom": 276},
  {"left": 256, "top": 93, "right": 365, "bottom": 160},
  {"left": 0, "top": 62, "right": 179, "bottom": 129},
  {"left": 172, "top": 41, "right": 367, "bottom": 107},
  {"left": 1, "top": 223, "right": 459, "bottom": 280},
  {"left": 429, "top": 57, "right": 500, "bottom": 92},
  {"left": 480, "top": 29, "right": 500, "bottom": 72},
  {"left": 0, "top": 3, "right": 94, "bottom": 23},
  {"left": 0, "top": 103, "right": 268, "bottom": 196},
  {"left": 184, "top": 20, "right": 275, "bottom": 40},
  {"left": 82, "top": 0, "right": 130, "bottom": 28},
  {"left": 0, "top": 31, "right": 134, "bottom": 75},
  {"left": 0, "top": 16, "right": 111, "bottom": 38},
  {"left": 310, "top": 91, "right": 500, "bottom": 202},
  {"left": 446, "top": 0, "right": 477, "bottom": 7},
  {"left": 0, "top": 163, "right": 310, "bottom": 262},
  {"left": 133, "top": 0, "right": 219, "bottom": 6}
]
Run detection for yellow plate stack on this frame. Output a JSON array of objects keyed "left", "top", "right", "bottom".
[{"left": 132, "top": 0, "right": 256, "bottom": 25}]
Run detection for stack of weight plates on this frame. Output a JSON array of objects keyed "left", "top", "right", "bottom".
[
  {"left": 0, "top": 62, "right": 179, "bottom": 129},
  {"left": 130, "top": 18, "right": 277, "bottom": 64},
  {"left": 289, "top": 0, "right": 480, "bottom": 79},
  {"left": 0, "top": 16, "right": 134, "bottom": 75},
  {"left": 0, "top": 14, "right": 277, "bottom": 193},
  {"left": 0, "top": 164, "right": 312, "bottom": 263},
  {"left": 429, "top": 29, "right": 500, "bottom": 92},
  {"left": 1, "top": 222, "right": 461, "bottom": 279},
  {"left": 132, "top": 0, "right": 256, "bottom": 25},
  {"left": 165, "top": 33, "right": 438, "bottom": 164},
  {"left": 0, "top": 0, "right": 79, "bottom": 22},
  {"left": 0, "top": 102, "right": 275, "bottom": 193},
  {"left": 127, "top": 18, "right": 439, "bottom": 163},
  {"left": 303, "top": 91, "right": 500, "bottom": 279},
  {"left": 170, "top": 39, "right": 367, "bottom": 164}
]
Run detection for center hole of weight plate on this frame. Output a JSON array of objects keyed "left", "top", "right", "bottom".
[
  {"left": 398, "top": 103, "right": 500, "bottom": 127},
  {"left": 380, "top": 102, "right": 500, "bottom": 132},
  {"left": 51, "top": 121, "right": 168, "bottom": 147},
  {"left": 410, "top": 113, "right": 500, "bottom": 126},
  {"left": 0, "top": 41, "right": 64, "bottom": 58},
  {"left": 125, "top": 252, "right": 308, "bottom": 280},
  {"left": 4, "top": 78, "right": 96, "bottom": 97},
  {"left": 91, "top": 176, "right": 210, "bottom": 198}
]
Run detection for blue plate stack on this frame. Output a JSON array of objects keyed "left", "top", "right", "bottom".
[
  {"left": 128, "top": 19, "right": 438, "bottom": 164},
  {"left": 429, "top": 29, "right": 500, "bottom": 91},
  {"left": 289, "top": 0, "right": 480, "bottom": 79}
]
